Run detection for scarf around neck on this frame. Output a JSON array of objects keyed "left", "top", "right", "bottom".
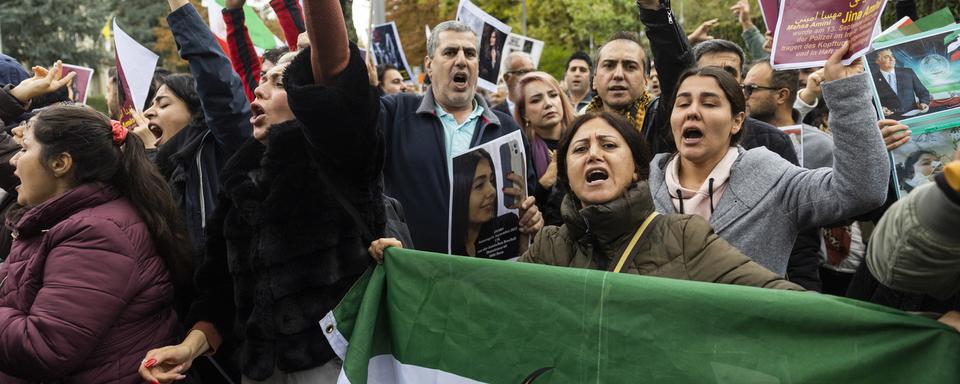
[{"left": 584, "top": 91, "right": 654, "bottom": 132}]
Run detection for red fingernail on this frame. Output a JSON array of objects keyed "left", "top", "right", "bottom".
[
  {"left": 144, "top": 358, "right": 157, "bottom": 368},
  {"left": 153, "top": 381, "right": 160, "bottom": 384}
]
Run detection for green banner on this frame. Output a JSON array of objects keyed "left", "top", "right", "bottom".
[{"left": 326, "top": 248, "right": 960, "bottom": 383}]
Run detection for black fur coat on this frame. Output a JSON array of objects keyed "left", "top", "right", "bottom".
[{"left": 187, "top": 45, "right": 384, "bottom": 380}]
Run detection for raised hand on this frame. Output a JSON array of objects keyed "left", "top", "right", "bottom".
[
  {"left": 797, "top": 68, "right": 824, "bottom": 105},
  {"left": 10, "top": 60, "right": 76, "bottom": 104},
  {"left": 365, "top": 51, "right": 378, "bottom": 87},
  {"left": 822, "top": 42, "right": 864, "bottom": 83},
  {"left": 687, "top": 19, "right": 719, "bottom": 45},
  {"left": 730, "top": 0, "right": 752, "bottom": 28}
]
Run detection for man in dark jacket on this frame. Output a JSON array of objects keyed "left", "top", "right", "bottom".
[
  {"left": 583, "top": 0, "right": 694, "bottom": 155},
  {"left": 380, "top": 20, "right": 539, "bottom": 254}
]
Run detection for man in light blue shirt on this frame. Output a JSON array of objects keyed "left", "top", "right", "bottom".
[
  {"left": 436, "top": 99, "right": 483, "bottom": 159},
  {"left": 378, "top": 20, "right": 541, "bottom": 254}
]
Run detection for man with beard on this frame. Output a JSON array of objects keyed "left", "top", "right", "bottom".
[
  {"left": 379, "top": 20, "right": 541, "bottom": 254},
  {"left": 583, "top": 0, "right": 695, "bottom": 154}
]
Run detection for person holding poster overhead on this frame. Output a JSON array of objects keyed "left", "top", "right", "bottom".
[
  {"left": 583, "top": 0, "right": 695, "bottom": 155},
  {"left": 648, "top": 45, "right": 890, "bottom": 277}
]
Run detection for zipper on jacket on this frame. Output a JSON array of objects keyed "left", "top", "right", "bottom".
[{"left": 196, "top": 131, "right": 211, "bottom": 229}]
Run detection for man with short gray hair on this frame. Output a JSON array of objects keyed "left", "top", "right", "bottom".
[
  {"left": 379, "top": 20, "right": 540, "bottom": 254},
  {"left": 492, "top": 51, "right": 536, "bottom": 119}
]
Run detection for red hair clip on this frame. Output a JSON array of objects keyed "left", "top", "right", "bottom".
[{"left": 110, "top": 120, "right": 127, "bottom": 146}]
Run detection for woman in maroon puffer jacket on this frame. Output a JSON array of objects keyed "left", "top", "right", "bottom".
[{"left": 0, "top": 104, "right": 192, "bottom": 383}]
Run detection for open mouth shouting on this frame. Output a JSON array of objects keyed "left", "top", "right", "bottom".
[
  {"left": 585, "top": 167, "right": 610, "bottom": 186},
  {"left": 147, "top": 123, "right": 162, "bottom": 140},
  {"left": 681, "top": 125, "right": 705, "bottom": 146},
  {"left": 451, "top": 71, "right": 469, "bottom": 92},
  {"left": 250, "top": 102, "right": 266, "bottom": 127}
]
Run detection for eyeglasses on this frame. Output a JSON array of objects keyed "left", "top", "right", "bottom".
[
  {"left": 506, "top": 69, "right": 534, "bottom": 77},
  {"left": 741, "top": 84, "right": 781, "bottom": 97}
]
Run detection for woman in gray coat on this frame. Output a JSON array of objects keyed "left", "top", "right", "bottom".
[{"left": 647, "top": 43, "right": 889, "bottom": 276}]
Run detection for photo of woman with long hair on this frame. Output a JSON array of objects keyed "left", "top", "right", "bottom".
[{"left": 450, "top": 147, "right": 529, "bottom": 259}]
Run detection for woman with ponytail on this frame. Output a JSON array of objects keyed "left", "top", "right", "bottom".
[{"left": 0, "top": 104, "right": 190, "bottom": 383}]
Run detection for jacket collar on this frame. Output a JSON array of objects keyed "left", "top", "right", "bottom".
[
  {"left": 14, "top": 182, "right": 119, "bottom": 238},
  {"left": 562, "top": 183, "right": 656, "bottom": 257},
  {"left": 652, "top": 146, "right": 788, "bottom": 233},
  {"left": 416, "top": 86, "right": 502, "bottom": 128}
]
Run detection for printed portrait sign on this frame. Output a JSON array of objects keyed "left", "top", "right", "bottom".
[
  {"left": 456, "top": 0, "right": 511, "bottom": 92},
  {"left": 60, "top": 64, "right": 94, "bottom": 105},
  {"left": 371, "top": 21, "right": 414, "bottom": 81},
  {"left": 771, "top": 0, "right": 886, "bottom": 70},
  {"left": 448, "top": 131, "right": 527, "bottom": 260},
  {"left": 866, "top": 24, "right": 960, "bottom": 130}
]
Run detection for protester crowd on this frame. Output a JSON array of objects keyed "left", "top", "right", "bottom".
[{"left": 0, "top": 0, "right": 956, "bottom": 382}]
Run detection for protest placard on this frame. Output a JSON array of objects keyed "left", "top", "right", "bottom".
[
  {"left": 497, "top": 33, "right": 544, "bottom": 80},
  {"left": 60, "top": 64, "right": 94, "bottom": 105},
  {"left": 891, "top": 126, "right": 959, "bottom": 198},
  {"left": 371, "top": 21, "right": 414, "bottom": 81},
  {"left": 113, "top": 19, "right": 159, "bottom": 129},
  {"left": 770, "top": 0, "right": 885, "bottom": 70},
  {"left": 448, "top": 130, "right": 526, "bottom": 260},
  {"left": 456, "top": 0, "right": 511, "bottom": 92},
  {"left": 865, "top": 24, "right": 960, "bottom": 130},
  {"left": 756, "top": 0, "right": 779, "bottom": 31},
  {"left": 874, "top": 8, "right": 956, "bottom": 45}
]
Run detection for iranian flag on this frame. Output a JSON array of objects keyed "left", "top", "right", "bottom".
[
  {"left": 323, "top": 248, "right": 960, "bottom": 383},
  {"left": 201, "top": 0, "right": 283, "bottom": 55}
]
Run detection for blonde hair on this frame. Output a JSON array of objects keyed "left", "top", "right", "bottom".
[{"left": 512, "top": 72, "right": 576, "bottom": 137}]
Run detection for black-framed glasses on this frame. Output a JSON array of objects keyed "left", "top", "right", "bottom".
[
  {"left": 506, "top": 69, "right": 534, "bottom": 77},
  {"left": 741, "top": 84, "right": 780, "bottom": 97}
]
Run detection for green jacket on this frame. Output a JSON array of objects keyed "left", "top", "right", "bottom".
[{"left": 519, "top": 183, "right": 802, "bottom": 290}]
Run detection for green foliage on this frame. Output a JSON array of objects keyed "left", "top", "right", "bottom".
[
  {"left": 538, "top": 44, "right": 571, "bottom": 81},
  {"left": 112, "top": 0, "right": 169, "bottom": 53},
  {"left": 0, "top": 0, "right": 111, "bottom": 67},
  {"left": 87, "top": 95, "right": 108, "bottom": 115}
]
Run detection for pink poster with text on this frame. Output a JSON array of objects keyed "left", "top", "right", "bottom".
[{"left": 771, "top": 0, "right": 885, "bottom": 70}]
